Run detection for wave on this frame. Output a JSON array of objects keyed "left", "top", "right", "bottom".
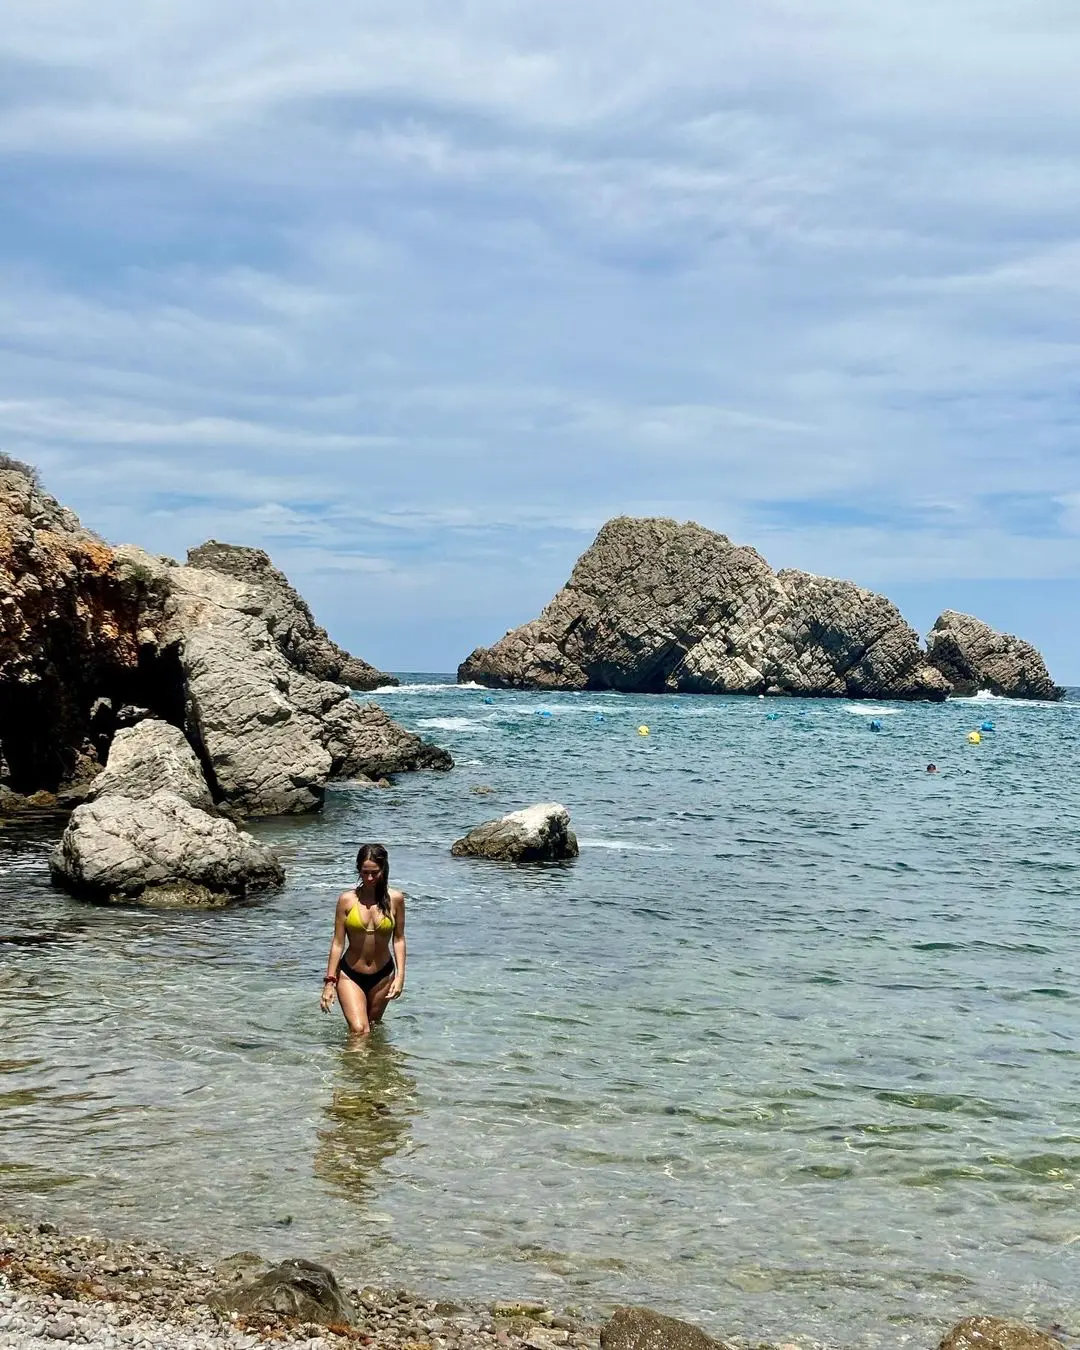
[
  {"left": 844, "top": 705, "right": 902, "bottom": 716},
  {"left": 416, "top": 717, "right": 490, "bottom": 732},
  {"left": 371, "top": 681, "right": 487, "bottom": 694},
  {"left": 578, "top": 838, "right": 674, "bottom": 852},
  {"left": 950, "top": 692, "right": 1072, "bottom": 709}
]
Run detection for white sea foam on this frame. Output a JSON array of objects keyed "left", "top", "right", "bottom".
[
  {"left": 372, "top": 682, "right": 482, "bottom": 694},
  {"left": 844, "top": 705, "right": 902, "bottom": 716},
  {"left": 578, "top": 838, "right": 674, "bottom": 852},
  {"left": 416, "top": 716, "right": 489, "bottom": 732}
]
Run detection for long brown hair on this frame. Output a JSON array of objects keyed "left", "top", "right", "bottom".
[{"left": 355, "top": 843, "right": 391, "bottom": 914}]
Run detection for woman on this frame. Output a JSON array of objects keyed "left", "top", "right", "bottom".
[{"left": 321, "top": 843, "right": 406, "bottom": 1035}]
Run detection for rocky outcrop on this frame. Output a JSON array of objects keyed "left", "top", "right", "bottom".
[
  {"left": 939, "top": 1317, "right": 1064, "bottom": 1350},
  {"left": 50, "top": 719, "right": 284, "bottom": 907},
  {"left": 187, "top": 540, "right": 394, "bottom": 690},
  {"left": 117, "top": 548, "right": 450, "bottom": 814},
  {"left": 601, "top": 1307, "right": 730, "bottom": 1350},
  {"left": 459, "top": 517, "right": 1057, "bottom": 701},
  {"left": 0, "top": 466, "right": 450, "bottom": 818},
  {"left": 0, "top": 462, "right": 148, "bottom": 794},
  {"left": 211, "top": 1258, "right": 356, "bottom": 1326},
  {"left": 451, "top": 803, "right": 579, "bottom": 863},
  {"left": 926, "top": 611, "right": 1064, "bottom": 700}
]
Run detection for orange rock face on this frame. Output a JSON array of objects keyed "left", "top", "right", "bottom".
[{"left": 0, "top": 466, "right": 149, "bottom": 792}]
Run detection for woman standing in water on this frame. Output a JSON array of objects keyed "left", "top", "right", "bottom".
[{"left": 321, "top": 844, "right": 406, "bottom": 1035}]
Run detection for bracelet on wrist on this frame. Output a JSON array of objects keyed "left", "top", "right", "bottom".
[{"left": 323, "top": 975, "right": 338, "bottom": 985}]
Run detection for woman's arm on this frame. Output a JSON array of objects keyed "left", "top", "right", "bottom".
[
  {"left": 320, "top": 894, "right": 349, "bottom": 1011},
  {"left": 390, "top": 890, "right": 407, "bottom": 997}
]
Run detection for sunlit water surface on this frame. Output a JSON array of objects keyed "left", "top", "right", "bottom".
[{"left": 2, "top": 680, "right": 1079, "bottom": 1348}]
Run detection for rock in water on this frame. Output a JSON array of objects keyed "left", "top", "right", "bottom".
[
  {"left": 212, "top": 1257, "right": 356, "bottom": 1326},
  {"left": 451, "top": 803, "right": 579, "bottom": 862},
  {"left": 600, "top": 1307, "right": 732, "bottom": 1350},
  {"left": 50, "top": 790, "right": 285, "bottom": 906},
  {"left": 186, "top": 540, "right": 395, "bottom": 690},
  {"left": 87, "top": 720, "right": 214, "bottom": 811},
  {"left": 926, "top": 611, "right": 1064, "bottom": 701},
  {"left": 939, "top": 1317, "right": 1065, "bottom": 1350},
  {"left": 458, "top": 517, "right": 950, "bottom": 700}
]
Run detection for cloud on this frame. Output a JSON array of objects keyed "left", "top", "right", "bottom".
[{"left": 0, "top": 1, "right": 1078, "bottom": 672}]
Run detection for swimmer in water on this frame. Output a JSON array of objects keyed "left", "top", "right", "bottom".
[
  {"left": 321, "top": 843, "right": 406, "bottom": 1036},
  {"left": 926, "top": 764, "right": 939, "bottom": 773}
]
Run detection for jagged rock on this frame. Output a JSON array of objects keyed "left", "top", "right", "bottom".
[
  {"left": 452, "top": 803, "right": 579, "bottom": 862},
  {"left": 212, "top": 1258, "right": 356, "bottom": 1326},
  {"left": 0, "top": 469, "right": 450, "bottom": 811},
  {"left": 926, "top": 611, "right": 1064, "bottom": 700},
  {"left": 600, "top": 1307, "right": 731, "bottom": 1350},
  {"left": 0, "top": 466, "right": 147, "bottom": 793},
  {"left": 187, "top": 540, "right": 394, "bottom": 690},
  {"left": 459, "top": 517, "right": 950, "bottom": 700},
  {"left": 88, "top": 721, "right": 214, "bottom": 811},
  {"left": 939, "top": 1317, "right": 1065, "bottom": 1350},
  {"left": 119, "top": 546, "right": 451, "bottom": 815},
  {"left": 50, "top": 790, "right": 284, "bottom": 907}
]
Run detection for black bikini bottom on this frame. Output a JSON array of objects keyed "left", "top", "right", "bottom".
[{"left": 338, "top": 955, "right": 394, "bottom": 996}]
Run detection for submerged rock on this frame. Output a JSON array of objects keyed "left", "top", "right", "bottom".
[
  {"left": 926, "top": 611, "right": 1064, "bottom": 701},
  {"left": 459, "top": 517, "right": 950, "bottom": 700},
  {"left": 50, "top": 790, "right": 284, "bottom": 906},
  {"left": 452, "top": 802, "right": 579, "bottom": 863},
  {"left": 187, "top": 539, "right": 394, "bottom": 690},
  {"left": 600, "top": 1307, "right": 730, "bottom": 1350},
  {"left": 212, "top": 1257, "right": 356, "bottom": 1326},
  {"left": 939, "top": 1317, "right": 1065, "bottom": 1350}
]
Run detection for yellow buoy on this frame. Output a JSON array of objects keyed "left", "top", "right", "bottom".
[
  {"left": 637, "top": 725, "right": 650, "bottom": 736},
  {"left": 967, "top": 730, "right": 981, "bottom": 744}
]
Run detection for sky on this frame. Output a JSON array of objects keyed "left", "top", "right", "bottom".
[{"left": 1, "top": 2, "right": 1078, "bottom": 679}]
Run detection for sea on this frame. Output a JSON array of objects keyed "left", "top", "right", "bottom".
[{"left": 1, "top": 677, "right": 1078, "bottom": 1348}]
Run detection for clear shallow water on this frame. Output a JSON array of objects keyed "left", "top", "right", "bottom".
[{"left": 2, "top": 679, "right": 1079, "bottom": 1348}]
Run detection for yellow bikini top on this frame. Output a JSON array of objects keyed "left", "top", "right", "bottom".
[{"left": 345, "top": 896, "right": 394, "bottom": 935}]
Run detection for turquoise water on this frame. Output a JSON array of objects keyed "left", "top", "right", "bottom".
[{"left": 1, "top": 679, "right": 1079, "bottom": 1348}]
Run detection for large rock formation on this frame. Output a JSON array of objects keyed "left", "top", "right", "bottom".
[
  {"left": 50, "top": 720, "right": 284, "bottom": 907},
  {"left": 0, "top": 461, "right": 147, "bottom": 793},
  {"left": 186, "top": 541, "right": 394, "bottom": 690},
  {"left": 0, "top": 463, "right": 450, "bottom": 817},
  {"left": 451, "top": 803, "right": 579, "bottom": 863},
  {"left": 460, "top": 518, "right": 951, "bottom": 700},
  {"left": 459, "top": 517, "right": 1061, "bottom": 701},
  {"left": 926, "top": 611, "right": 1064, "bottom": 701}
]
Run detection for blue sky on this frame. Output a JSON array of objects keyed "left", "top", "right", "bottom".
[{"left": 2, "top": 2, "right": 1078, "bottom": 679}]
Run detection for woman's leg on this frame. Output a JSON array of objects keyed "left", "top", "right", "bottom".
[
  {"left": 336, "top": 972, "right": 371, "bottom": 1035},
  {"left": 366, "top": 971, "right": 396, "bottom": 1025}
]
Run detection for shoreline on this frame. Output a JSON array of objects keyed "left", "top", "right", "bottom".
[{"left": 0, "top": 1216, "right": 607, "bottom": 1350}]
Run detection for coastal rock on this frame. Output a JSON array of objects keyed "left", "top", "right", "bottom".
[
  {"left": 123, "top": 546, "right": 451, "bottom": 815},
  {"left": 87, "top": 720, "right": 214, "bottom": 811},
  {"left": 187, "top": 540, "right": 394, "bottom": 690},
  {"left": 0, "top": 463, "right": 451, "bottom": 813},
  {"left": 451, "top": 802, "right": 579, "bottom": 863},
  {"left": 926, "top": 611, "right": 1064, "bottom": 701},
  {"left": 213, "top": 1257, "right": 356, "bottom": 1326},
  {"left": 50, "top": 790, "right": 284, "bottom": 906},
  {"left": 459, "top": 517, "right": 950, "bottom": 701},
  {"left": 939, "top": 1317, "right": 1065, "bottom": 1350},
  {"left": 600, "top": 1307, "right": 730, "bottom": 1350},
  {"left": 0, "top": 462, "right": 148, "bottom": 794}
]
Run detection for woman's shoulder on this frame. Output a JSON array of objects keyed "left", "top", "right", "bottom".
[
  {"left": 336, "top": 888, "right": 357, "bottom": 908},
  {"left": 390, "top": 887, "right": 406, "bottom": 904}
]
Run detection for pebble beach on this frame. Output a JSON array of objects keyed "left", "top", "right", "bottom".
[{"left": 0, "top": 1219, "right": 604, "bottom": 1350}]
